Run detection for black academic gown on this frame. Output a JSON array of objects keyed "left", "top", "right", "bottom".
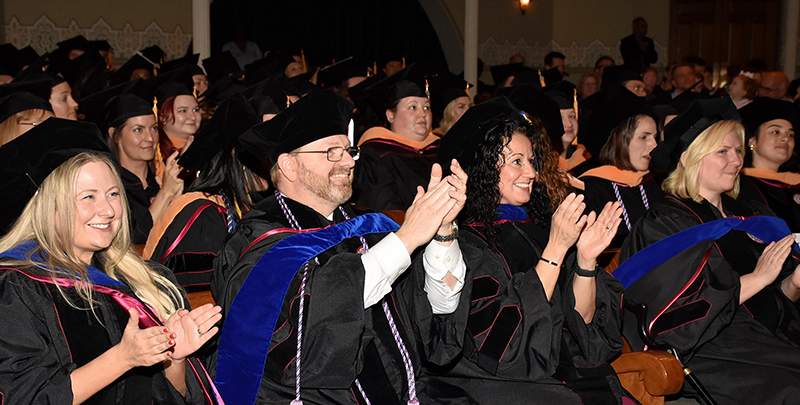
[
  {"left": 209, "top": 194, "right": 466, "bottom": 404},
  {"left": 352, "top": 135, "right": 439, "bottom": 212},
  {"left": 120, "top": 166, "right": 160, "bottom": 245},
  {"left": 0, "top": 251, "right": 216, "bottom": 405},
  {"left": 620, "top": 194, "right": 800, "bottom": 404},
  {"left": 739, "top": 174, "right": 800, "bottom": 232},
  {"left": 147, "top": 194, "right": 229, "bottom": 292},
  {"left": 580, "top": 173, "right": 663, "bottom": 249},
  {"left": 419, "top": 217, "right": 628, "bottom": 405}
]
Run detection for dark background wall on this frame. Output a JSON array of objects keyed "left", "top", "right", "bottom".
[{"left": 210, "top": 0, "right": 449, "bottom": 71}]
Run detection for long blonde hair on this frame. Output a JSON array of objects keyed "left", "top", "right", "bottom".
[
  {"left": 0, "top": 109, "right": 53, "bottom": 146},
  {"left": 662, "top": 120, "right": 746, "bottom": 202},
  {"left": 0, "top": 152, "right": 182, "bottom": 320}
]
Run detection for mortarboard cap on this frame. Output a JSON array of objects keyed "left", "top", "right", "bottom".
[
  {"left": 490, "top": 63, "right": 527, "bottom": 87},
  {"left": 364, "top": 63, "right": 433, "bottom": 113},
  {"left": 79, "top": 78, "right": 144, "bottom": 126},
  {"left": 429, "top": 71, "right": 470, "bottom": 119},
  {"left": 115, "top": 54, "right": 155, "bottom": 83},
  {"left": 438, "top": 96, "right": 525, "bottom": 175},
  {"left": 540, "top": 67, "right": 563, "bottom": 86},
  {"left": 237, "top": 89, "right": 353, "bottom": 165},
  {"left": 159, "top": 53, "right": 200, "bottom": 74},
  {"left": 140, "top": 45, "right": 166, "bottom": 65},
  {"left": 601, "top": 65, "right": 643, "bottom": 89},
  {"left": 103, "top": 93, "right": 154, "bottom": 130},
  {"left": 543, "top": 80, "right": 576, "bottom": 110},
  {"left": 581, "top": 86, "right": 658, "bottom": 158},
  {"left": 651, "top": 98, "right": 740, "bottom": 172},
  {"left": 179, "top": 92, "right": 259, "bottom": 172},
  {"left": 0, "top": 118, "right": 112, "bottom": 231},
  {"left": 318, "top": 57, "right": 369, "bottom": 89},
  {"left": 202, "top": 51, "right": 241, "bottom": 83},
  {"left": 0, "top": 91, "right": 53, "bottom": 124},
  {"left": 495, "top": 84, "right": 564, "bottom": 148},
  {"left": 738, "top": 97, "right": 799, "bottom": 136}
]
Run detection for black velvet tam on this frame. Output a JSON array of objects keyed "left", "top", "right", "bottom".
[
  {"left": 495, "top": 84, "right": 563, "bottom": 148},
  {"left": 179, "top": 93, "right": 259, "bottom": 172},
  {"left": 0, "top": 118, "right": 112, "bottom": 231},
  {"left": 238, "top": 89, "right": 353, "bottom": 165},
  {"left": 438, "top": 96, "right": 522, "bottom": 175},
  {"left": 738, "top": 97, "right": 799, "bottom": 137},
  {"left": 652, "top": 97, "right": 740, "bottom": 173}
]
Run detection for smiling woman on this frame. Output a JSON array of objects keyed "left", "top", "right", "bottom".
[
  {"left": 737, "top": 97, "right": 800, "bottom": 232},
  {"left": 105, "top": 93, "right": 185, "bottom": 244},
  {"left": 0, "top": 119, "right": 222, "bottom": 404},
  {"left": 621, "top": 98, "right": 800, "bottom": 404}
]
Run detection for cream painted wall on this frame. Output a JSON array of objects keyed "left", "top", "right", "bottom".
[
  {"left": 4, "top": 0, "right": 192, "bottom": 32},
  {"left": 552, "top": 0, "right": 669, "bottom": 48},
  {"left": 2, "top": 0, "right": 193, "bottom": 60}
]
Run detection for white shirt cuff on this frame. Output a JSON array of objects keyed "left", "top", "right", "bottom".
[
  {"left": 423, "top": 240, "right": 465, "bottom": 314},
  {"left": 361, "top": 232, "right": 411, "bottom": 308}
]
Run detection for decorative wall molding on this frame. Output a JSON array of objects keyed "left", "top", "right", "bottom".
[
  {"left": 479, "top": 36, "right": 669, "bottom": 70},
  {"left": 4, "top": 15, "right": 192, "bottom": 63}
]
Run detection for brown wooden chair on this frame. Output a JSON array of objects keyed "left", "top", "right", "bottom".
[
  {"left": 601, "top": 248, "right": 685, "bottom": 405},
  {"left": 186, "top": 291, "right": 216, "bottom": 309}
]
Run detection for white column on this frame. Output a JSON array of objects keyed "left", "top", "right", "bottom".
[
  {"left": 464, "top": 0, "right": 479, "bottom": 101},
  {"left": 192, "top": 0, "right": 212, "bottom": 62},
  {"left": 783, "top": 0, "right": 799, "bottom": 79}
]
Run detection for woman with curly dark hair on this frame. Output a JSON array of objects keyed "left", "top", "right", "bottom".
[{"left": 423, "top": 97, "right": 632, "bottom": 404}]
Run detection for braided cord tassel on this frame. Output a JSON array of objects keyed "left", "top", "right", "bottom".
[{"left": 612, "top": 183, "right": 633, "bottom": 231}]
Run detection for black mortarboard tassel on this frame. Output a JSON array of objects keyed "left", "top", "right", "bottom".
[
  {"left": 237, "top": 89, "right": 353, "bottom": 165},
  {"left": 179, "top": 92, "right": 259, "bottom": 172},
  {"left": 651, "top": 98, "right": 740, "bottom": 173},
  {"left": 438, "top": 96, "right": 524, "bottom": 175},
  {"left": 0, "top": 118, "right": 112, "bottom": 231}
]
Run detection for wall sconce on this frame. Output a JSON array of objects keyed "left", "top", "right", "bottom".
[{"left": 519, "top": 0, "right": 530, "bottom": 15}]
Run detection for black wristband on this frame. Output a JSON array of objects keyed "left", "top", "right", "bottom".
[
  {"left": 575, "top": 265, "right": 599, "bottom": 277},
  {"left": 433, "top": 221, "right": 459, "bottom": 242}
]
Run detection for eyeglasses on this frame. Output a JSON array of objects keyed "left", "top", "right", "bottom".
[{"left": 294, "top": 146, "right": 360, "bottom": 162}]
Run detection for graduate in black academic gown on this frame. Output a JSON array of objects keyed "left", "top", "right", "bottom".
[
  {"left": 577, "top": 88, "right": 663, "bottom": 249},
  {"left": 353, "top": 63, "right": 441, "bottom": 213},
  {"left": 144, "top": 93, "right": 262, "bottom": 292},
  {"left": 617, "top": 98, "right": 800, "bottom": 404},
  {"left": 0, "top": 118, "right": 222, "bottom": 404},
  {"left": 100, "top": 93, "right": 185, "bottom": 245},
  {"left": 209, "top": 90, "right": 473, "bottom": 404},
  {"left": 737, "top": 97, "right": 800, "bottom": 232},
  {"left": 424, "top": 97, "right": 632, "bottom": 404}
]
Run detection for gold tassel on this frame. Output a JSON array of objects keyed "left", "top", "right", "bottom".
[
  {"left": 537, "top": 70, "right": 545, "bottom": 88},
  {"left": 193, "top": 84, "right": 198, "bottom": 99},
  {"left": 464, "top": 82, "right": 471, "bottom": 95},
  {"left": 153, "top": 143, "right": 165, "bottom": 179},
  {"left": 286, "top": 95, "right": 291, "bottom": 108},
  {"left": 301, "top": 49, "right": 307, "bottom": 73},
  {"left": 402, "top": 56, "right": 406, "bottom": 69},
  {"left": 373, "top": 61, "right": 377, "bottom": 75},
  {"left": 152, "top": 97, "right": 158, "bottom": 120},
  {"left": 107, "top": 49, "right": 114, "bottom": 71},
  {"left": 424, "top": 79, "right": 430, "bottom": 99},
  {"left": 572, "top": 89, "right": 579, "bottom": 146},
  {"left": 332, "top": 57, "right": 336, "bottom": 65}
]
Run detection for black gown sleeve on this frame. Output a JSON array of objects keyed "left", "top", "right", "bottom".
[
  {"left": 559, "top": 254, "right": 625, "bottom": 366},
  {"left": 0, "top": 272, "right": 77, "bottom": 405},
  {"left": 454, "top": 231, "right": 563, "bottom": 381}
]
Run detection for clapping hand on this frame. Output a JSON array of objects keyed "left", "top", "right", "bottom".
[
  {"left": 576, "top": 201, "right": 623, "bottom": 269},
  {"left": 165, "top": 303, "right": 222, "bottom": 361}
]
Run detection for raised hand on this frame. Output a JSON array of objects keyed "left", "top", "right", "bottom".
[
  {"left": 161, "top": 151, "right": 184, "bottom": 201},
  {"left": 166, "top": 303, "right": 222, "bottom": 361},
  {"left": 742, "top": 234, "right": 795, "bottom": 303},
  {"left": 576, "top": 201, "right": 623, "bottom": 269},
  {"left": 440, "top": 159, "right": 468, "bottom": 230},
  {"left": 116, "top": 308, "right": 175, "bottom": 368},
  {"left": 548, "top": 193, "right": 588, "bottom": 253},
  {"left": 395, "top": 163, "right": 459, "bottom": 254}
]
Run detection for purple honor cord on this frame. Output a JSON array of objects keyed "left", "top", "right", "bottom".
[
  {"left": 274, "top": 191, "right": 419, "bottom": 405},
  {"left": 612, "top": 183, "right": 650, "bottom": 231}
]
